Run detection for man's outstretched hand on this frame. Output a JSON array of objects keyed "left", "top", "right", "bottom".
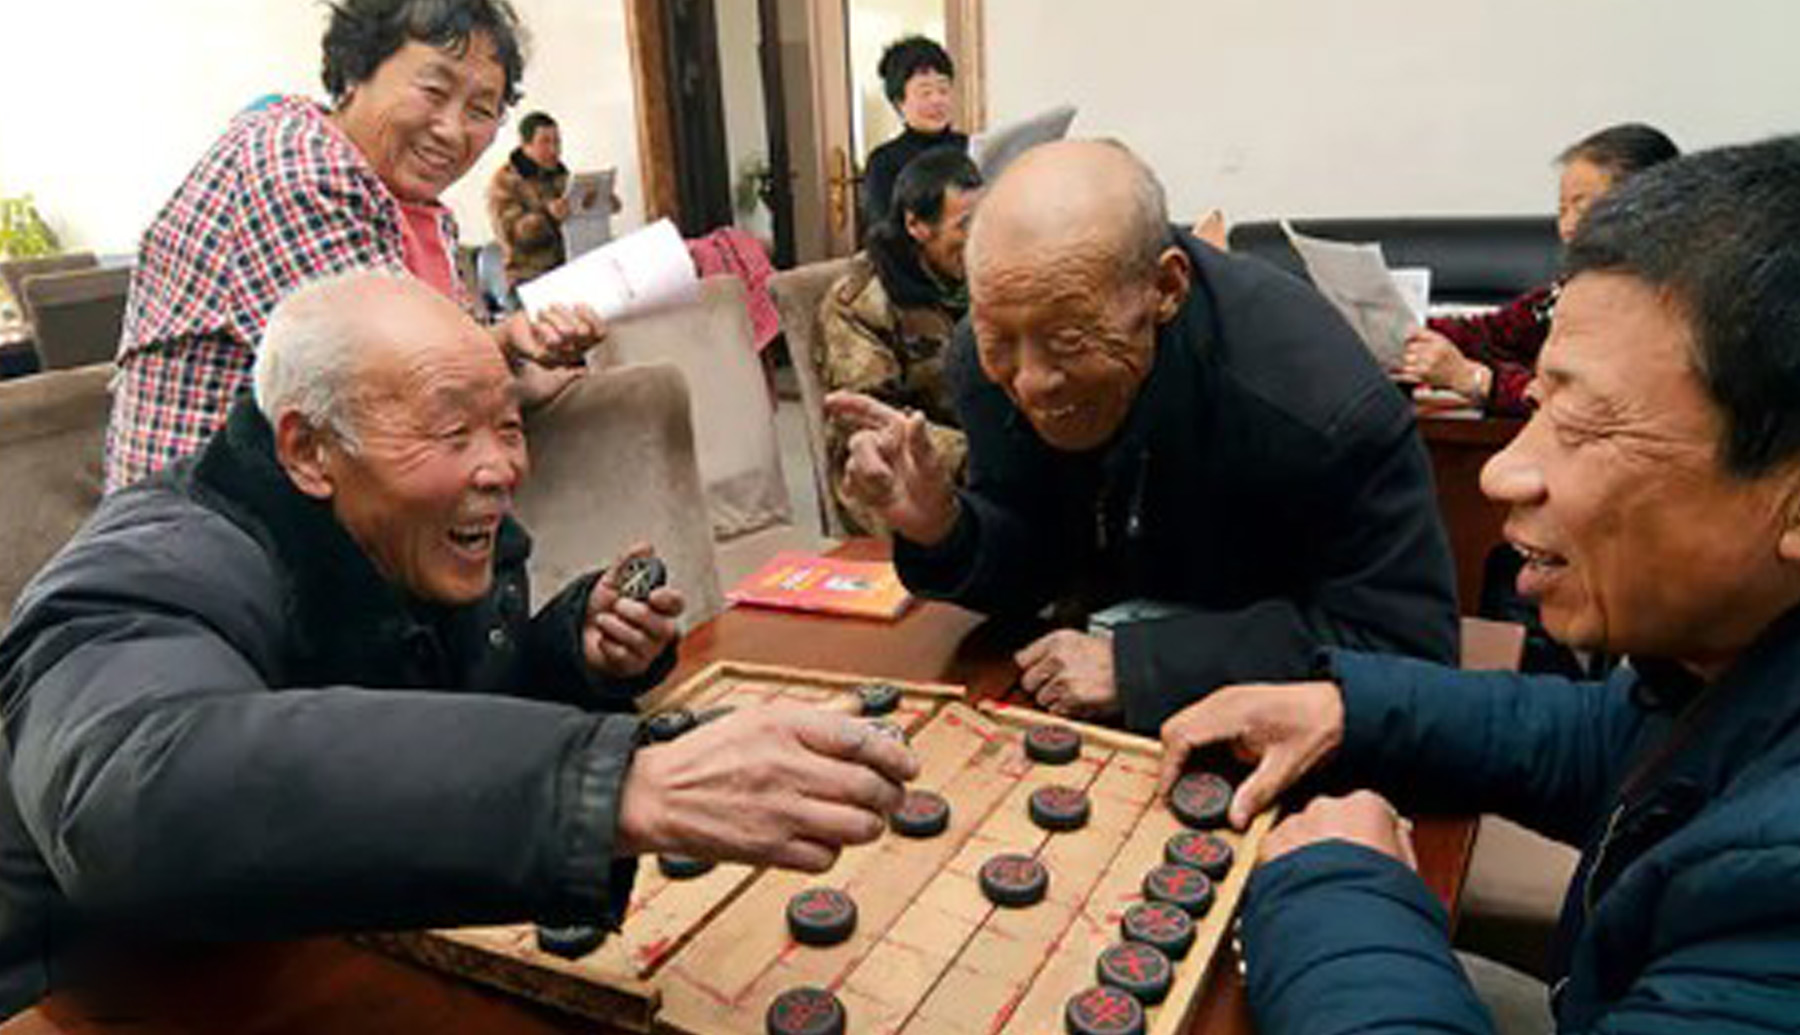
[{"left": 825, "top": 391, "right": 960, "bottom": 546}]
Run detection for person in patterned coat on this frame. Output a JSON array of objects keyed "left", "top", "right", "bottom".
[
  {"left": 818, "top": 148, "right": 981, "bottom": 534},
  {"left": 105, "top": 0, "right": 602, "bottom": 492}
]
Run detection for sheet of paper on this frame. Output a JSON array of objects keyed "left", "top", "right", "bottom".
[
  {"left": 1281, "top": 221, "right": 1420, "bottom": 369},
  {"left": 561, "top": 210, "right": 612, "bottom": 259},
  {"left": 565, "top": 169, "right": 615, "bottom": 213},
  {"left": 968, "top": 104, "right": 1077, "bottom": 181},
  {"left": 517, "top": 218, "right": 696, "bottom": 321},
  {"left": 1388, "top": 267, "right": 1432, "bottom": 324}
]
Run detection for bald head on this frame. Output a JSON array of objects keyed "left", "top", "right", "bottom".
[
  {"left": 964, "top": 140, "right": 1191, "bottom": 453},
  {"left": 967, "top": 139, "right": 1171, "bottom": 290},
  {"left": 256, "top": 269, "right": 497, "bottom": 446}
]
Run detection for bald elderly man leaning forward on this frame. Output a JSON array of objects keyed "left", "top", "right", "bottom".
[
  {"left": 829, "top": 139, "right": 1458, "bottom": 732},
  {"left": 0, "top": 271, "right": 916, "bottom": 1015}
]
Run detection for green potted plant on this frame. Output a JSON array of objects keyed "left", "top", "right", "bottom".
[{"left": 0, "top": 194, "right": 61, "bottom": 323}]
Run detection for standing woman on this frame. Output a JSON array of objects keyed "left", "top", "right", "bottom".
[
  {"left": 1399, "top": 123, "right": 1678, "bottom": 414},
  {"left": 860, "top": 35, "right": 967, "bottom": 235},
  {"left": 106, "top": 0, "right": 602, "bottom": 491}
]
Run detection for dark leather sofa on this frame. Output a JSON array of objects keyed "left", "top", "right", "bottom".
[{"left": 1227, "top": 216, "right": 1561, "bottom": 306}]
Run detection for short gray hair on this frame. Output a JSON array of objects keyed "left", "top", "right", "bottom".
[{"left": 253, "top": 268, "right": 413, "bottom": 449}]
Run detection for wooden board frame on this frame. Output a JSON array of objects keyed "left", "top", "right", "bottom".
[{"left": 371, "top": 664, "right": 1270, "bottom": 1034}]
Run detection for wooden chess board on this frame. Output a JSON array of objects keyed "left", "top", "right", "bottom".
[{"left": 367, "top": 662, "right": 1272, "bottom": 1034}]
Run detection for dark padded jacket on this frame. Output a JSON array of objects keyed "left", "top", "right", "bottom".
[
  {"left": 0, "top": 400, "right": 667, "bottom": 1016},
  {"left": 1243, "top": 618, "right": 1800, "bottom": 1034},
  {"left": 896, "top": 233, "right": 1459, "bottom": 732}
]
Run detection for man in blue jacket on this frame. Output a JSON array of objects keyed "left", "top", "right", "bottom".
[{"left": 1160, "top": 136, "right": 1800, "bottom": 1033}]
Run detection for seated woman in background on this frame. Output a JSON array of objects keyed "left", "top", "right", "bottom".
[
  {"left": 1399, "top": 122, "right": 1678, "bottom": 414},
  {"left": 105, "top": 0, "right": 600, "bottom": 491},
  {"left": 861, "top": 35, "right": 967, "bottom": 234},
  {"left": 819, "top": 148, "right": 981, "bottom": 534}
]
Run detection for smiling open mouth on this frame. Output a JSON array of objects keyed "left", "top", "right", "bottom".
[
  {"left": 447, "top": 521, "right": 497, "bottom": 555},
  {"left": 1514, "top": 542, "right": 1568, "bottom": 572}
]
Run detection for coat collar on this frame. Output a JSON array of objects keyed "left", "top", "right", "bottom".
[
  {"left": 509, "top": 146, "right": 566, "bottom": 181},
  {"left": 1622, "top": 605, "right": 1800, "bottom": 804}
]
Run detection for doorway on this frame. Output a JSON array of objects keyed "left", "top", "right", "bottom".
[{"left": 629, "top": 0, "right": 984, "bottom": 267}]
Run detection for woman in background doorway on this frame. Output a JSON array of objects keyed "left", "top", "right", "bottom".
[{"left": 860, "top": 35, "right": 967, "bottom": 234}]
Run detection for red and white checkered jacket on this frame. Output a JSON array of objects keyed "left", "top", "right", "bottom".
[{"left": 105, "top": 96, "right": 464, "bottom": 491}]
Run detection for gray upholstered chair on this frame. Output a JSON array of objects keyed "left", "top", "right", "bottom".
[
  {"left": 602, "top": 276, "right": 793, "bottom": 542},
  {"left": 516, "top": 362, "right": 725, "bottom": 624},
  {"left": 1, "top": 252, "right": 97, "bottom": 323},
  {"left": 23, "top": 266, "right": 132, "bottom": 370},
  {"left": 769, "top": 257, "right": 856, "bottom": 539},
  {"left": 0, "top": 363, "right": 113, "bottom": 623},
  {"left": 601, "top": 276, "right": 831, "bottom": 588}
]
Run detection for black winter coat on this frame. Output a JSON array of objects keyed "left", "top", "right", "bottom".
[
  {"left": 0, "top": 400, "right": 665, "bottom": 1016},
  {"left": 897, "top": 233, "right": 1459, "bottom": 731}
]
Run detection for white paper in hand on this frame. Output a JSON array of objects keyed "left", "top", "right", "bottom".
[
  {"left": 516, "top": 218, "right": 697, "bottom": 321},
  {"left": 1281, "top": 221, "right": 1420, "bottom": 369}
]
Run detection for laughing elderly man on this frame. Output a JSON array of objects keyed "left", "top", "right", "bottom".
[
  {"left": 829, "top": 139, "right": 1457, "bottom": 732},
  {"left": 1161, "top": 137, "right": 1800, "bottom": 1033},
  {"left": 0, "top": 271, "right": 916, "bottom": 1015}
]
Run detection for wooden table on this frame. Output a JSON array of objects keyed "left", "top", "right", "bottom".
[
  {"left": 6, "top": 542, "right": 1506, "bottom": 1035},
  {"left": 1419, "top": 415, "right": 1524, "bottom": 615}
]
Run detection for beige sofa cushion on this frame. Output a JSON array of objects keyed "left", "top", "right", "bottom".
[
  {"left": 769, "top": 258, "right": 856, "bottom": 538},
  {"left": 0, "top": 363, "right": 112, "bottom": 623},
  {"left": 516, "top": 362, "right": 724, "bottom": 625},
  {"left": 602, "top": 276, "right": 791, "bottom": 542}
]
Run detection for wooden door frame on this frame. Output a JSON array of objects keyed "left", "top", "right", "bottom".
[
  {"left": 624, "top": 0, "right": 681, "bottom": 225},
  {"left": 945, "top": 0, "right": 985, "bottom": 132}
]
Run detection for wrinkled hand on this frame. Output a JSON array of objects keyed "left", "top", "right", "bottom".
[
  {"left": 582, "top": 543, "right": 685, "bottom": 678},
  {"left": 824, "top": 391, "right": 959, "bottom": 546},
  {"left": 617, "top": 706, "right": 920, "bottom": 871},
  {"left": 497, "top": 303, "right": 607, "bottom": 369},
  {"left": 1399, "top": 328, "right": 1482, "bottom": 397},
  {"left": 547, "top": 198, "right": 571, "bottom": 221},
  {"left": 1158, "top": 680, "right": 1345, "bottom": 830},
  {"left": 1017, "top": 630, "right": 1118, "bottom": 720},
  {"left": 1260, "top": 790, "right": 1418, "bottom": 870}
]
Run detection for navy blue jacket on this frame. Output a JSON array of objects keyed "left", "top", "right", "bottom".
[
  {"left": 897, "top": 234, "right": 1459, "bottom": 732},
  {"left": 1242, "top": 612, "right": 1800, "bottom": 1033}
]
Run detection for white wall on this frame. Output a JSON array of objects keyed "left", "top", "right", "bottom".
[
  {"left": 0, "top": 0, "right": 642, "bottom": 255},
  {"left": 984, "top": 0, "right": 1800, "bottom": 222}
]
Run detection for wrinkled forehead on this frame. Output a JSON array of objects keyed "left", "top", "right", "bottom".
[
  {"left": 1538, "top": 272, "right": 1713, "bottom": 424},
  {"left": 351, "top": 321, "right": 516, "bottom": 416},
  {"left": 972, "top": 219, "right": 1128, "bottom": 304}
]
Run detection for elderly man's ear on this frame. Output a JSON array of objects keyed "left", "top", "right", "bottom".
[
  {"left": 275, "top": 410, "right": 339, "bottom": 502},
  {"left": 1152, "top": 246, "right": 1192, "bottom": 325},
  {"left": 1781, "top": 489, "right": 1800, "bottom": 566}
]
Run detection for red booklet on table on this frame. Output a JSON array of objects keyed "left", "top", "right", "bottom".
[{"left": 726, "top": 551, "right": 913, "bottom": 620}]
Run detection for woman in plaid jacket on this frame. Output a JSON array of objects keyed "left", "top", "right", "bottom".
[{"left": 106, "top": 0, "right": 602, "bottom": 491}]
